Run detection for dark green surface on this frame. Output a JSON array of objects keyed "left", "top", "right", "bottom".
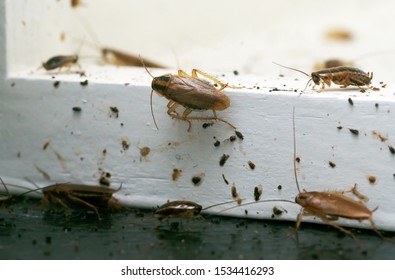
[{"left": 0, "top": 198, "right": 394, "bottom": 260}]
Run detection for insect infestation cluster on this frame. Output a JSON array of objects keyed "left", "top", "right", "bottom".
[{"left": 13, "top": 3, "right": 389, "bottom": 239}]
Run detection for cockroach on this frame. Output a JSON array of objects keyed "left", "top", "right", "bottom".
[
  {"left": 154, "top": 199, "right": 240, "bottom": 221},
  {"left": 39, "top": 183, "right": 122, "bottom": 219},
  {"left": 41, "top": 55, "right": 81, "bottom": 72},
  {"left": 81, "top": 20, "right": 165, "bottom": 68},
  {"left": 223, "top": 108, "right": 384, "bottom": 239},
  {"left": 314, "top": 59, "right": 354, "bottom": 71},
  {"left": 141, "top": 56, "right": 239, "bottom": 131},
  {"left": 101, "top": 48, "right": 166, "bottom": 68},
  {"left": 273, "top": 62, "right": 373, "bottom": 91}
]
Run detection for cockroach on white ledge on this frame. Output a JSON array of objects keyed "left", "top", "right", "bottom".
[
  {"left": 141, "top": 56, "right": 242, "bottom": 132},
  {"left": 222, "top": 108, "right": 385, "bottom": 240},
  {"left": 274, "top": 62, "right": 373, "bottom": 92}
]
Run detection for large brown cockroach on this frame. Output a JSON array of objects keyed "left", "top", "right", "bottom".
[
  {"left": 141, "top": 56, "right": 240, "bottom": 131},
  {"left": 223, "top": 108, "right": 384, "bottom": 239}
]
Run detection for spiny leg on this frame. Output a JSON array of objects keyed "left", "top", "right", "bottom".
[
  {"left": 192, "top": 69, "right": 244, "bottom": 89},
  {"left": 67, "top": 193, "right": 102, "bottom": 219}
]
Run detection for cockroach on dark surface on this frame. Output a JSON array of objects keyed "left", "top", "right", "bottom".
[
  {"left": 154, "top": 199, "right": 240, "bottom": 221},
  {"left": 223, "top": 108, "right": 384, "bottom": 239},
  {"left": 141, "top": 56, "right": 241, "bottom": 132},
  {"left": 20, "top": 183, "right": 122, "bottom": 219},
  {"left": 273, "top": 62, "right": 373, "bottom": 91}
]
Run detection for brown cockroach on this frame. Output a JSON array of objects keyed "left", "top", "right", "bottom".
[
  {"left": 141, "top": 56, "right": 239, "bottom": 132},
  {"left": 274, "top": 62, "right": 373, "bottom": 91},
  {"left": 20, "top": 182, "right": 122, "bottom": 219},
  {"left": 154, "top": 199, "right": 242, "bottom": 221},
  {"left": 101, "top": 48, "right": 165, "bottom": 68},
  {"left": 41, "top": 55, "right": 81, "bottom": 72},
  {"left": 223, "top": 108, "right": 384, "bottom": 239}
]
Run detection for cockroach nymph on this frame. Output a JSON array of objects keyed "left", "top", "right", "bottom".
[
  {"left": 154, "top": 199, "right": 240, "bottom": 221},
  {"left": 273, "top": 62, "right": 373, "bottom": 91}
]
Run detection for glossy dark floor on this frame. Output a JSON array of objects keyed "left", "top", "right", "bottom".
[{"left": 0, "top": 198, "right": 394, "bottom": 260}]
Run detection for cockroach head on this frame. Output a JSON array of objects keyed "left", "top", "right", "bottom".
[
  {"left": 193, "top": 204, "right": 203, "bottom": 215},
  {"left": 311, "top": 72, "right": 321, "bottom": 85}
]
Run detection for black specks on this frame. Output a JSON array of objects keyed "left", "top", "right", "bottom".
[
  {"left": 202, "top": 122, "right": 214, "bottom": 129},
  {"left": 11, "top": 82, "right": 15, "bottom": 87},
  {"left": 248, "top": 160, "right": 256, "bottom": 170},
  {"left": 191, "top": 175, "right": 202, "bottom": 186},
  {"left": 348, "top": 97, "right": 354, "bottom": 106},
  {"left": 109, "top": 107, "right": 119, "bottom": 118},
  {"left": 389, "top": 146, "right": 395, "bottom": 154},
  {"left": 72, "top": 106, "right": 82, "bottom": 112},
  {"left": 233, "top": 70, "right": 239, "bottom": 76},
  {"left": 375, "top": 103, "right": 379, "bottom": 108},
  {"left": 337, "top": 126, "right": 343, "bottom": 130},
  {"left": 329, "top": 161, "right": 336, "bottom": 168},
  {"left": 349, "top": 128, "right": 359, "bottom": 135},
  {"left": 277, "top": 185, "right": 282, "bottom": 190},
  {"left": 222, "top": 174, "right": 229, "bottom": 185},
  {"left": 254, "top": 185, "right": 262, "bottom": 201},
  {"left": 295, "top": 157, "right": 301, "bottom": 163},
  {"left": 214, "top": 139, "right": 220, "bottom": 147},
  {"left": 229, "top": 135, "right": 236, "bottom": 142},
  {"left": 219, "top": 154, "right": 230, "bottom": 166},
  {"left": 235, "top": 131, "right": 244, "bottom": 140},
  {"left": 53, "top": 81, "right": 60, "bottom": 88},
  {"left": 99, "top": 171, "right": 111, "bottom": 186},
  {"left": 80, "top": 80, "right": 88, "bottom": 86}
]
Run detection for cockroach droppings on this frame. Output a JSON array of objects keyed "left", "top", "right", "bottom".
[
  {"left": 231, "top": 183, "right": 238, "bottom": 199},
  {"left": 367, "top": 175, "right": 377, "bottom": 185},
  {"left": 219, "top": 154, "right": 230, "bottom": 166},
  {"left": 53, "top": 81, "right": 60, "bottom": 88},
  {"left": 349, "top": 128, "right": 359, "bottom": 135},
  {"left": 42, "top": 141, "right": 51, "bottom": 150},
  {"left": 277, "top": 185, "right": 282, "bottom": 190},
  {"left": 337, "top": 126, "right": 343, "bottom": 130},
  {"left": 72, "top": 106, "right": 82, "bottom": 112},
  {"left": 229, "top": 135, "right": 236, "bottom": 142},
  {"left": 273, "top": 206, "right": 287, "bottom": 216},
  {"left": 389, "top": 146, "right": 395, "bottom": 154},
  {"left": 295, "top": 156, "right": 301, "bottom": 163},
  {"left": 140, "top": 147, "right": 150, "bottom": 157},
  {"left": 214, "top": 139, "right": 220, "bottom": 147},
  {"left": 222, "top": 174, "right": 229, "bottom": 185},
  {"left": 233, "top": 70, "right": 239, "bottom": 76},
  {"left": 172, "top": 169, "right": 182, "bottom": 181},
  {"left": 235, "top": 130, "right": 244, "bottom": 140},
  {"left": 109, "top": 107, "right": 119, "bottom": 118},
  {"left": 254, "top": 185, "right": 262, "bottom": 201},
  {"left": 348, "top": 98, "right": 354, "bottom": 106},
  {"left": 191, "top": 173, "right": 204, "bottom": 186},
  {"left": 248, "top": 160, "right": 256, "bottom": 170},
  {"left": 202, "top": 122, "right": 214, "bottom": 129},
  {"left": 329, "top": 161, "right": 336, "bottom": 168},
  {"left": 80, "top": 80, "right": 88, "bottom": 86}
]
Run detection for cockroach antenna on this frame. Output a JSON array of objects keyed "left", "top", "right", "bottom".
[{"left": 139, "top": 55, "right": 159, "bottom": 130}]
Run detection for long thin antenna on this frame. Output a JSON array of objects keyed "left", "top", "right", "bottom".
[
  {"left": 273, "top": 62, "right": 311, "bottom": 77},
  {"left": 0, "top": 177, "right": 10, "bottom": 197},
  {"left": 202, "top": 199, "right": 245, "bottom": 211},
  {"left": 140, "top": 55, "right": 158, "bottom": 130},
  {"left": 293, "top": 107, "right": 301, "bottom": 194},
  {"left": 219, "top": 199, "right": 296, "bottom": 213}
]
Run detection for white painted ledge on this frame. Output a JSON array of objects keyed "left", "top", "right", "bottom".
[{"left": 1, "top": 0, "right": 395, "bottom": 232}]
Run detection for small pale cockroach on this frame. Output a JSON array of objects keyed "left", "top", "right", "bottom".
[
  {"left": 223, "top": 108, "right": 384, "bottom": 239},
  {"left": 141, "top": 56, "right": 239, "bottom": 131},
  {"left": 41, "top": 55, "right": 80, "bottom": 71},
  {"left": 274, "top": 62, "right": 373, "bottom": 91},
  {"left": 154, "top": 199, "right": 241, "bottom": 221}
]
